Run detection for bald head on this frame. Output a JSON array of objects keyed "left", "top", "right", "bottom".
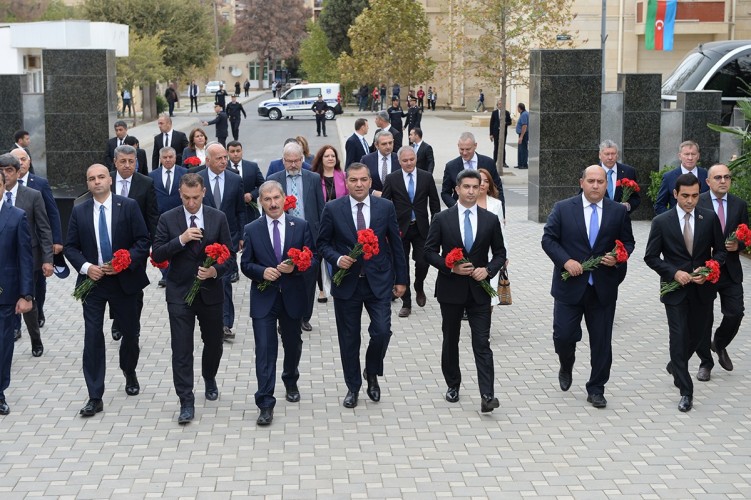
[
  {"left": 9, "top": 148, "right": 31, "bottom": 177},
  {"left": 580, "top": 165, "right": 607, "bottom": 204}
]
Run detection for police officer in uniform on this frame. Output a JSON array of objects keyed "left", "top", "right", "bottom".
[
  {"left": 311, "top": 94, "right": 328, "bottom": 137},
  {"left": 404, "top": 97, "right": 422, "bottom": 143},
  {"left": 226, "top": 95, "right": 247, "bottom": 141}
]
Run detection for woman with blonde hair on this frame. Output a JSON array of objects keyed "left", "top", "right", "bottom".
[{"left": 477, "top": 168, "right": 508, "bottom": 309}]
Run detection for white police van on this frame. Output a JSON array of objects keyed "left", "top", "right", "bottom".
[{"left": 258, "top": 83, "right": 342, "bottom": 121}]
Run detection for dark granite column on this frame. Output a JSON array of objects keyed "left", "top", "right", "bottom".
[
  {"left": 0, "top": 75, "right": 24, "bottom": 153},
  {"left": 528, "top": 49, "right": 601, "bottom": 223},
  {"left": 618, "top": 73, "right": 661, "bottom": 220},
  {"left": 677, "top": 91, "right": 722, "bottom": 167},
  {"left": 43, "top": 49, "right": 117, "bottom": 193}
]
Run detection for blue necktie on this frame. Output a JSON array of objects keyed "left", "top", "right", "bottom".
[
  {"left": 5, "top": 191, "right": 12, "bottom": 205},
  {"left": 607, "top": 169, "right": 615, "bottom": 199},
  {"left": 99, "top": 205, "right": 112, "bottom": 262},
  {"left": 272, "top": 220, "right": 282, "bottom": 263},
  {"left": 408, "top": 173, "right": 415, "bottom": 221},
  {"left": 588, "top": 203, "right": 599, "bottom": 285},
  {"left": 463, "top": 209, "right": 474, "bottom": 252}
]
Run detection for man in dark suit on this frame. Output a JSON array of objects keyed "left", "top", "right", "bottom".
[
  {"left": 654, "top": 140, "right": 709, "bottom": 215},
  {"left": 152, "top": 113, "right": 190, "bottom": 168},
  {"left": 11, "top": 148, "right": 62, "bottom": 330},
  {"left": 240, "top": 180, "right": 317, "bottom": 426},
  {"left": 541, "top": 166, "right": 635, "bottom": 408},
  {"left": 4, "top": 155, "right": 52, "bottom": 357},
  {"left": 65, "top": 164, "right": 151, "bottom": 417},
  {"left": 199, "top": 143, "right": 247, "bottom": 341},
  {"left": 12, "top": 130, "right": 34, "bottom": 173},
  {"left": 598, "top": 140, "right": 641, "bottom": 214},
  {"left": 370, "top": 111, "right": 400, "bottom": 151},
  {"left": 152, "top": 173, "right": 233, "bottom": 424},
  {"left": 266, "top": 138, "right": 312, "bottom": 177},
  {"left": 268, "top": 142, "right": 325, "bottom": 332},
  {"left": 202, "top": 104, "right": 229, "bottom": 148},
  {"left": 424, "top": 169, "right": 506, "bottom": 413},
  {"left": 344, "top": 118, "right": 371, "bottom": 168},
  {"left": 489, "top": 99, "right": 512, "bottom": 166},
  {"left": 442, "top": 132, "right": 505, "bottom": 220},
  {"left": 695, "top": 163, "right": 748, "bottom": 378},
  {"left": 317, "top": 162, "right": 408, "bottom": 409},
  {"left": 123, "top": 136, "right": 149, "bottom": 174},
  {"left": 360, "top": 130, "right": 399, "bottom": 196},
  {"left": 104, "top": 121, "right": 129, "bottom": 169},
  {"left": 645, "top": 173, "right": 726, "bottom": 412},
  {"left": 409, "top": 127, "right": 435, "bottom": 174},
  {"left": 149, "top": 147, "right": 187, "bottom": 287},
  {"left": 189, "top": 80, "right": 199, "bottom": 113},
  {"left": 0, "top": 166, "right": 34, "bottom": 416},
  {"left": 382, "top": 146, "right": 440, "bottom": 317},
  {"left": 227, "top": 141, "right": 265, "bottom": 223}
]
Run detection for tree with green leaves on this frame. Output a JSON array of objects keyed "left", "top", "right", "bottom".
[
  {"left": 117, "top": 34, "right": 170, "bottom": 125},
  {"left": 0, "top": 0, "right": 77, "bottom": 21},
  {"left": 318, "top": 0, "right": 368, "bottom": 56},
  {"left": 299, "top": 21, "right": 339, "bottom": 83},
  {"left": 231, "top": 0, "right": 311, "bottom": 88},
  {"left": 337, "top": 0, "right": 434, "bottom": 93}
]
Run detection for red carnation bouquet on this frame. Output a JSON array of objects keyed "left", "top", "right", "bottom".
[
  {"left": 150, "top": 252, "right": 169, "bottom": 269},
  {"left": 73, "top": 249, "right": 131, "bottom": 303},
  {"left": 726, "top": 223, "right": 751, "bottom": 246},
  {"left": 284, "top": 195, "right": 297, "bottom": 212},
  {"left": 445, "top": 247, "right": 497, "bottom": 297},
  {"left": 561, "top": 240, "right": 629, "bottom": 281},
  {"left": 659, "top": 259, "right": 721, "bottom": 297},
  {"left": 183, "top": 156, "right": 201, "bottom": 167},
  {"left": 615, "top": 178, "right": 640, "bottom": 202},
  {"left": 332, "top": 228, "right": 380, "bottom": 285},
  {"left": 257, "top": 246, "right": 314, "bottom": 291},
  {"left": 185, "top": 243, "right": 231, "bottom": 305}
]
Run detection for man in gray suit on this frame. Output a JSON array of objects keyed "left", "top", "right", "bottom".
[
  {"left": 267, "top": 142, "right": 325, "bottom": 331},
  {"left": 2, "top": 154, "right": 52, "bottom": 357}
]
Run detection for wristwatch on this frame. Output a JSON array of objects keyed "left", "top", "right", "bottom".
[{"left": 23, "top": 295, "right": 33, "bottom": 302}]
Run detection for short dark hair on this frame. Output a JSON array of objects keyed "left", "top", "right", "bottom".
[
  {"left": 227, "top": 140, "right": 243, "bottom": 150},
  {"left": 674, "top": 172, "right": 700, "bottom": 192},
  {"left": 456, "top": 168, "right": 481, "bottom": 185},
  {"left": 411, "top": 127, "right": 423, "bottom": 139},
  {"left": 114, "top": 120, "right": 127, "bottom": 129},
  {"left": 180, "top": 172, "right": 204, "bottom": 188},
  {"left": 114, "top": 144, "right": 137, "bottom": 159},
  {"left": 517, "top": 103, "right": 526, "bottom": 112},
  {"left": 13, "top": 130, "right": 29, "bottom": 142},
  {"left": 123, "top": 136, "right": 139, "bottom": 147},
  {"left": 354, "top": 118, "right": 368, "bottom": 131},
  {"left": 0, "top": 153, "right": 20, "bottom": 170},
  {"left": 345, "top": 162, "right": 370, "bottom": 178}
]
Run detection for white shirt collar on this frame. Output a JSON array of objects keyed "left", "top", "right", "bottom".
[
  {"left": 581, "top": 194, "right": 602, "bottom": 209},
  {"left": 116, "top": 172, "right": 133, "bottom": 184},
  {"left": 350, "top": 195, "right": 370, "bottom": 209},
  {"left": 267, "top": 212, "right": 286, "bottom": 227},
  {"left": 94, "top": 194, "right": 113, "bottom": 211},
  {"left": 183, "top": 205, "right": 204, "bottom": 223},
  {"left": 18, "top": 172, "right": 29, "bottom": 184},
  {"left": 710, "top": 191, "right": 728, "bottom": 202},
  {"left": 458, "top": 203, "right": 477, "bottom": 215}
]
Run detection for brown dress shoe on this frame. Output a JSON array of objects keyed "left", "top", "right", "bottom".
[
  {"left": 415, "top": 290, "right": 427, "bottom": 307},
  {"left": 398, "top": 307, "right": 411, "bottom": 318}
]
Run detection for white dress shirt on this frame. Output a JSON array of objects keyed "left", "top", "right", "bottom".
[
  {"left": 210, "top": 171, "right": 224, "bottom": 202},
  {"left": 402, "top": 168, "right": 417, "bottom": 192},
  {"left": 162, "top": 167, "right": 175, "bottom": 193},
  {"left": 266, "top": 213, "right": 286, "bottom": 250},
  {"left": 80, "top": 194, "right": 113, "bottom": 274},
  {"left": 5, "top": 182, "right": 19, "bottom": 205},
  {"left": 115, "top": 172, "right": 132, "bottom": 197},
  {"left": 464, "top": 153, "right": 479, "bottom": 171},
  {"left": 458, "top": 203, "right": 478, "bottom": 243},
  {"left": 379, "top": 154, "right": 392, "bottom": 182},
  {"left": 677, "top": 207, "right": 695, "bottom": 233},
  {"left": 582, "top": 194, "right": 602, "bottom": 239}
]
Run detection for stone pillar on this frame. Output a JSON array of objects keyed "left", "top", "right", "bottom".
[
  {"left": 528, "top": 49, "right": 602, "bottom": 223},
  {"left": 618, "top": 73, "right": 661, "bottom": 220},
  {"left": 678, "top": 90, "right": 722, "bottom": 167},
  {"left": 43, "top": 49, "right": 117, "bottom": 192},
  {"left": 0, "top": 75, "right": 25, "bottom": 153}
]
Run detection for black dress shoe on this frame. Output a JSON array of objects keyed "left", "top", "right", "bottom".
[
  {"left": 587, "top": 393, "right": 607, "bottom": 408},
  {"left": 230, "top": 272, "right": 239, "bottom": 283},
  {"left": 111, "top": 328, "right": 122, "bottom": 341},
  {"left": 14, "top": 329, "right": 21, "bottom": 341},
  {"left": 38, "top": 317, "right": 45, "bottom": 328},
  {"left": 223, "top": 326, "right": 235, "bottom": 340},
  {"left": 364, "top": 370, "right": 380, "bottom": 402},
  {"left": 445, "top": 386, "right": 460, "bottom": 403},
  {"left": 558, "top": 369, "right": 572, "bottom": 392},
  {"left": 285, "top": 386, "right": 301, "bottom": 403},
  {"left": 31, "top": 344, "right": 44, "bottom": 357},
  {"left": 416, "top": 290, "right": 426, "bottom": 307},
  {"left": 257, "top": 407, "right": 274, "bottom": 425},
  {"left": 301, "top": 321, "right": 312, "bottom": 332},
  {"left": 205, "top": 378, "right": 219, "bottom": 401},
  {"left": 712, "top": 341, "right": 734, "bottom": 371},
  {"left": 0, "top": 399, "right": 9, "bottom": 415},
  {"left": 79, "top": 398, "right": 103, "bottom": 417},
  {"left": 343, "top": 390, "right": 358, "bottom": 408},
  {"left": 178, "top": 405, "right": 195, "bottom": 424},
  {"left": 480, "top": 394, "right": 500, "bottom": 413},
  {"left": 678, "top": 395, "right": 693, "bottom": 412},
  {"left": 317, "top": 296, "right": 328, "bottom": 303},
  {"left": 398, "top": 307, "right": 411, "bottom": 318},
  {"left": 124, "top": 371, "right": 140, "bottom": 396},
  {"left": 697, "top": 367, "right": 711, "bottom": 382}
]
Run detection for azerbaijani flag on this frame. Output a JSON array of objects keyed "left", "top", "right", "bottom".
[{"left": 645, "top": 0, "right": 677, "bottom": 51}]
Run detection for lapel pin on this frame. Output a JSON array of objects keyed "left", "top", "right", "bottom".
[
  {"left": 289, "top": 221, "right": 295, "bottom": 226},
  {"left": 698, "top": 214, "right": 704, "bottom": 220}
]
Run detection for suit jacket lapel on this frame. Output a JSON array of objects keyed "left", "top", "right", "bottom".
[
  {"left": 571, "top": 197, "right": 590, "bottom": 248},
  {"left": 111, "top": 197, "right": 123, "bottom": 250},
  {"left": 283, "top": 217, "right": 297, "bottom": 258},
  {"left": 446, "top": 205, "right": 463, "bottom": 249},
  {"left": 341, "top": 198, "right": 358, "bottom": 239},
  {"left": 260, "top": 214, "right": 276, "bottom": 260}
]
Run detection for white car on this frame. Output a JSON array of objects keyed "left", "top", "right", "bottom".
[
  {"left": 205, "top": 80, "right": 225, "bottom": 94},
  {"left": 258, "top": 83, "right": 342, "bottom": 120}
]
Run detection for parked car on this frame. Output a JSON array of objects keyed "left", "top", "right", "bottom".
[
  {"left": 662, "top": 40, "right": 751, "bottom": 124},
  {"left": 205, "top": 80, "right": 225, "bottom": 94},
  {"left": 258, "top": 83, "right": 342, "bottom": 121}
]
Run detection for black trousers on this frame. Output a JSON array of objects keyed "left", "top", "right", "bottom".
[
  {"left": 316, "top": 115, "right": 327, "bottom": 136},
  {"left": 440, "top": 299, "right": 494, "bottom": 396},
  {"left": 400, "top": 223, "right": 428, "bottom": 308},
  {"left": 167, "top": 298, "right": 224, "bottom": 406},
  {"left": 552, "top": 286, "right": 616, "bottom": 396},
  {"left": 303, "top": 261, "right": 319, "bottom": 322},
  {"left": 665, "top": 286, "right": 714, "bottom": 396},
  {"left": 230, "top": 120, "right": 240, "bottom": 141},
  {"left": 696, "top": 273, "right": 744, "bottom": 367},
  {"left": 190, "top": 96, "right": 198, "bottom": 112}
]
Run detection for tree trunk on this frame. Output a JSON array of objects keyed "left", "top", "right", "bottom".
[{"left": 142, "top": 84, "right": 158, "bottom": 122}]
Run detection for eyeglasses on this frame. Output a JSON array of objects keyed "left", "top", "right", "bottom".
[
  {"left": 283, "top": 158, "right": 302, "bottom": 165},
  {"left": 712, "top": 175, "right": 732, "bottom": 181}
]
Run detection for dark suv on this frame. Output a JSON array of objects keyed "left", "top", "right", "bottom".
[{"left": 661, "top": 40, "right": 751, "bottom": 124}]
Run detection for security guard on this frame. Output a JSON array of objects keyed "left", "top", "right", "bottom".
[
  {"left": 226, "top": 95, "right": 247, "bottom": 141},
  {"left": 311, "top": 94, "right": 328, "bottom": 137}
]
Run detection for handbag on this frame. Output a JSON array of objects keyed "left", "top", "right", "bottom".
[{"left": 497, "top": 267, "right": 512, "bottom": 305}]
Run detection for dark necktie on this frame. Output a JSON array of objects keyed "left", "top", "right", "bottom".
[
  {"left": 408, "top": 173, "right": 415, "bottom": 221},
  {"left": 356, "top": 202, "right": 366, "bottom": 231},
  {"left": 213, "top": 176, "right": 222, "bottom": 206},
  {"left": 164, "top": 133, "right": 169, "bottom": 148},
  {"left": 189, "top": 214, "right": 200, "bottom": 255},
  {"left": 99, "top": 205, "right": 112, "bottom": 262},
  {"left": 165, "top": 169, "right": 172, "bottom": 195},
  {"left": 5, "top": 191, "right": 13, "bottom": 206},
  {"left": 361, "top": 137, "right": 369, "bottom": 154},
  {"left": 18, "top": 179, "right": 23, "bottom": 186},
  {"left": 272, "top": 220, "right": 282, "bottom": 263},
  {"left": 381, "top": 156, "right": 388, "bottom": 183}
]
